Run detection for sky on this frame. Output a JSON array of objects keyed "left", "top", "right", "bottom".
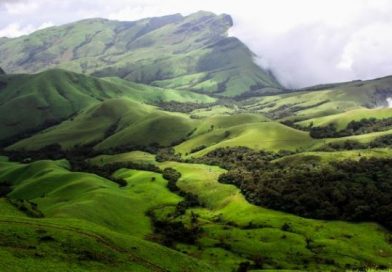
[{"left": 1, "top": 0, "right": 392, "bottom": 88}]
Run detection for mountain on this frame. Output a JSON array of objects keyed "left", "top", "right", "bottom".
[
  {"left": 0, "top": 11, "right": 281, "bottom": 97},
  {"left": 0, "top": 69, "right": 214, "bottom": 145},
  {"left": 0, "top": 67, "right": 5, "bottom": 74}
]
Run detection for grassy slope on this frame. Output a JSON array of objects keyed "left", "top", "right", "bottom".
[
  {"left": 243, "top": 76, "right": 392, "bottom": 122},
  {"left": 9, "top": 98, "right": 196, "bottom": 150},
  {"left": 0, "top": 69, "right": 214, "bottom": 142},
  {"left": 0, "top": 12, "right": 280, "bottom": 97},
  {"left": 175, "top": 121, "right": 316, "bottom": 158},
  {"left": 297, "top": 107, "right": 392, "bottom": 130},
  {"left": 10, "top": 100, "right": 317, "bottom": 157},
  {"left": 0, "top": 160, "right": 213, "bottom": 271},
  {"left": 90, "top": 151, "right": 392, "bottom": 271},
  {"left": 273, "top": 148, "right": 392, "bottom": 166}
]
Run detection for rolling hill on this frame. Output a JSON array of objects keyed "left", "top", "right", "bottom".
[
  {"left": 0, "top": 12, "right": 281, "bottom": 97},
  {"left": 7, "top": 98, "right": 317, "bottom": 155},
  {"left": 0, "top": 159, "right": 213, "bottom": 271},
  {"left": 242, "top": 75, "right": 392, "bottom": 122},
  {"left": 89, "top": 151, "right": 392, "bottom": 270},
  {"left": 0, "top": 69, "right": 214, "bottom": 146}
]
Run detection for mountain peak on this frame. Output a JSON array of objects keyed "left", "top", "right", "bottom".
[{"left": 0, "top": 12, "right": 280, "bottom": 96}]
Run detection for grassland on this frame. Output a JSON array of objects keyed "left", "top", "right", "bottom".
[
  {"left": 0, "top": 159, "right": 213, "bottom": 271},
  {"left": 9, "top": 99, "right": 317, "bottom": 154},
  {"left": 0, "top": 69, "right": 214, "bottom": 143},
  {"left": 175, "top": 121, "right": 316, "bottom": 158},
  {"left": 297, "top": 107, "right": 392, "bottom": 130},
  {"left": 242, "top": 76, "right": 392, "bottom": 122},
  {"left": 89, "top": 151, "right": 392, "bottom": 270}
]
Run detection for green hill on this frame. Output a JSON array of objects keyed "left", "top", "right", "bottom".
[
  {"left": 0, "top": 12, "right": 280, "bottom": 97},
  {"left": 242, "top": 76, "right": 392, "bottom": 122},
  {"left": 8, "top": 98, "right": 196, "bottom": 151},
  {"left": 8, "top": 100, "right": 314, "bottom": 155},
  {"left": 0, "top": 159, "right": 213, "bottom": 271},
  {"left": 297, "top": 107, "right": 392, "bottom": 130},
  {"left": 175, "top": 121, "right": 315, "bottom": 158},
  {"left": 89, "top": 151, "right": 392, "bottom": 271},
  {"left": 0, "top": 69, "right": 214, "bottom": 146}
]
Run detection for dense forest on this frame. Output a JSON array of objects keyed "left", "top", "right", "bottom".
[{"left": 218, "top": 157, "right": 392, "bottom": 229}]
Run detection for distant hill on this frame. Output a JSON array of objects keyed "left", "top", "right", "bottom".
[
  {"left": 242, "top": 75, "right": 392, "bottom": 122},
  {"left": 0, "top": 11, "right": 281, "bottom": 97}
]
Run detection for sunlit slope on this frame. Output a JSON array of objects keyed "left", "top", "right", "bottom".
[
  {"left": 0, "top": 160, "right": 213, "bottom": 271},
  {"left": 243, "top": 76, "right": 392, "bottom": 122},
  {"left": 0, "top": 69, "right": 214, "bottom": 144},
  {"left": 273, "top": 148, "right": 392, "bottom": 166},
  {"left": 0, "top": 12, "right": 280, "bottom": 96},
  {"left": 297, "top": 107, "right": 392, "bottom": 130},
  {"left": 9, "top": 103, "right": 309, "bottom": 155},
  {"left": 90, "top": 151, "right": 392, "bottom": 271},
  {"left": 9, "top": 98, "right": 196, "bottom": 150},
  {"left": 175, "top": 121, "right": 316, "bottom": 157}
]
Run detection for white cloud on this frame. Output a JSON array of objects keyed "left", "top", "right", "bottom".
[
  {"left": 0, "top": 23, "right": 34, "bottom": 37},
  {"left": 0, "top": 21, "right": 53, "bottom": 38},
  {"left": 1, "top": 0, "right": 392, "bottom": 88}
]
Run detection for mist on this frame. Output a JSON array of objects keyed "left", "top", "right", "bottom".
[
  {"left": 387, "top": 98, "right": 392, "bottom": 108},
  {"left": 1, "top": 0, "right": 392, "bottom": 88}
]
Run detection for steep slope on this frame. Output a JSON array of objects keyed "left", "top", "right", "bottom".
[
  {"left": 0, "top": 12, "right": 280, "bottom": 97},
  {"left": 0, "top": 69, "right": 214, "bottom": 145}
]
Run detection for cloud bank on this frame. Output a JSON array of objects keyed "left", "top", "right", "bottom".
[{"left": 1, "top": 0, "right": 392, "bottom": 88}]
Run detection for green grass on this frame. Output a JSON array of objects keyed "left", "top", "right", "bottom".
[
  {"left": 8, "top": 98, "right": 196, "bottom": 150},
  {"left": 10, "top": 104, "right": 286, "bottom": 155},
  {"left": 175, "top": 121, "right": 316, "bottom": 158},
  {"left": 89, "top": 151, "right": 392, "bottom": 271},
  {"left": 297, "top": 107, "right": 392, "bottom": 130},
  {"left": 0, "top": 69, "right": 214, "bottom": 142},
  {"left": 242, "top": 76, "right": 392, "bottom": 123},
  {"left": 0, "top": 159, "right": 180, "bottom": 238},
  {"left": 0, "top": 159, "right": 213, "bottom": 271}
]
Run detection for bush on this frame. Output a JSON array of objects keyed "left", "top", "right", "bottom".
[{"left": 0, "top": 181, "right": 12, "bottom": 197}]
